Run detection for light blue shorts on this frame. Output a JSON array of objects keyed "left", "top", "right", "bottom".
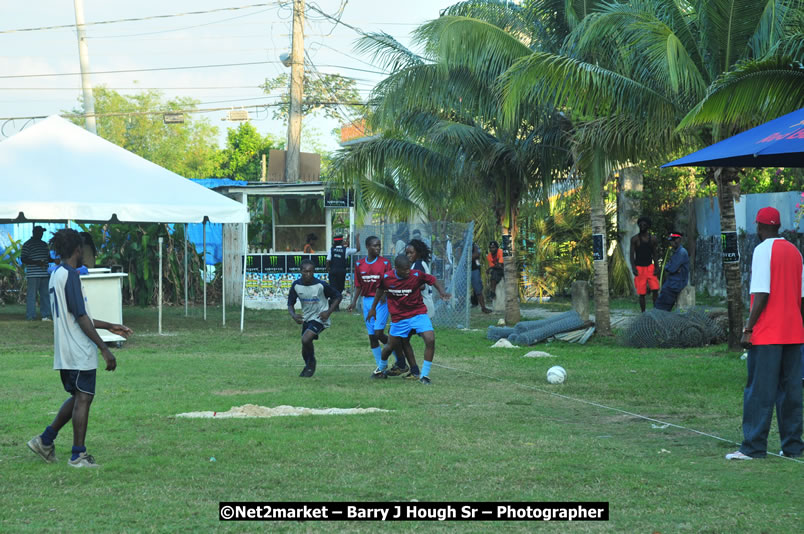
[
  {"left": 389, "top": 314, "right": 433, "bottom": 338},
  {"left": 363, "top": 296, "right": 389, "bottom": 335}
]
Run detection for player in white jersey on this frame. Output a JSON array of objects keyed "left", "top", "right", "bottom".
[{"left": 26, "top": 229, "right": 132, "bottom": 468}]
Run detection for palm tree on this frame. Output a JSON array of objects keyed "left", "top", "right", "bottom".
[
  {"left": 331, "top": 3, "right": 573, "bottom": 325},
  {"left": 490, "top": 0, "right": 804, "bottom": 347}
]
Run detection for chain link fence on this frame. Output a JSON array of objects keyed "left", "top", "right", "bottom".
[{"left": 354, "top": 221, "right": 474, "bottom": 329}]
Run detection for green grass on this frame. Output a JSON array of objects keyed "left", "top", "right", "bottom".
[{"left": 1, "top": 303, "right": 799, "bottom": 533}]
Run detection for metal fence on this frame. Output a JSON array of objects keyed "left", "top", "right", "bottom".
[{"left": 354, "top": 221, "right": 474, "bottom": 329}]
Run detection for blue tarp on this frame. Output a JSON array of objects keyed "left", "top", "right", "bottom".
[{"left": 187, "top": 179, "right": 247, "bottom": 265}]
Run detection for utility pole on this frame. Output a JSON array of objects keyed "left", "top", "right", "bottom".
[
  {"left": 73, "top": 0, "right": 97, "bottom": 134},
  {"left": 285, "top": 0, "right": 304, "bottom": 182}
]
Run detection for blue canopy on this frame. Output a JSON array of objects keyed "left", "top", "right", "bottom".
[{"left": 663, "top": 108, "right": 804, "bottom": 168}]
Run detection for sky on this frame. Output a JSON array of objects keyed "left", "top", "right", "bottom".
[{"left": 0, "top": 0, "right": 459, "bottom": 151}]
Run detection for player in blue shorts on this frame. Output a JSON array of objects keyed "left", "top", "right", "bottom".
[
  {"left": 367, "top": 255, "right": 450, "bottom": 384},
  {"left": 347, "top": 236, "right": 406, "bottom": 377},
  {"left": 287, "top": 259, "right": 342, "bottom": 377}
]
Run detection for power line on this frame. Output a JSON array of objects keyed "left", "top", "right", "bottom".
[
  {"left": 0, "top": 61, "right": 280, "bottom": 79},
  {"left": 88, "top": 7, "right": 276, "bottom": 40},
  {"left": 0, "top": 3, "right": 279, "bottom": 35},
  {"left": 0, "top": 99, "right": 367, "bottom": 122},
  {"left": 0, "top": 61, "right": 387, "bottom": 80}
]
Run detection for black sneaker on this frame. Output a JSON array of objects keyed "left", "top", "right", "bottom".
[
  {"left": 370, "top": 368, "right": 388, "bottom": 379},
  {"left": 385, "top": 364, "right": 409, "bottom": 377},
  {"left": 419, "top": 376, "right": 431, "bottom": 385}
]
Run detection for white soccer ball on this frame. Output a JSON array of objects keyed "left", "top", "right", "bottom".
[{"left": 546, "top": 366, "right": 567, "bottom": 384}]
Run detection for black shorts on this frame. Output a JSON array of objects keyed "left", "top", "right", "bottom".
[
  {"left": 302, "top": 320, "right": 326, "bottom": 339},
  {"left": 489, "top": 267, "right": 504, "bottom": 283},
  {"left": 60, "top": 369, "right": 96, "bottom": 396}
]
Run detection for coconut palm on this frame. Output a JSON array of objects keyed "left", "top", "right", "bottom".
[
  {"left": 431, "top": 0, "right": 804, "bottom": 346},
  {"left": 331, "top": 2, "right": 573, "bottom": 324}
]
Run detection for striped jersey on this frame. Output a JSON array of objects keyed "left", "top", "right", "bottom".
[
  {"left": 49, "top": 264, "right": 97, "bottom": 370},
  {"left": 21, "top": 237, "right": 50, "bottom": 278}
]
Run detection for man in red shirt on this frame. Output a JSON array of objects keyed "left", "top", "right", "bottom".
[
  {"left": 367, "top": 255, "right": 450, "bottom": 384},
  {"left": 726, "top": 207, "right": 804, "bottom": 460}
]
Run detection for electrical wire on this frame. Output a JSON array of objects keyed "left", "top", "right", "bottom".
[{"left": 0, "top": 3, "right": 280, "bottom": 35}]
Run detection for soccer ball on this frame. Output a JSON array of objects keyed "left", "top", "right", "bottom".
[{"left": 546, "top": 366, "right": 567, "bottom": 384}]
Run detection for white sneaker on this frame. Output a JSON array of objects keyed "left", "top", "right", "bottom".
[
  {"left": 725, "top": 450, "right": 753, "bottom": 460},
  {"left": 68, "top": 452, "right": 100, "bottom": 468},
  {"left": 41, "top": 317, "right": 51, "bottom": 322}
]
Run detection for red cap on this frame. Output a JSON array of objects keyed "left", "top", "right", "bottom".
[{"left": 755, "top": 207, "right": 780, "bottom": 225}]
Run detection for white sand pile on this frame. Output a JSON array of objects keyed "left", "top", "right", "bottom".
[
  {"left": 491, "top": 338, "right": 518, "bottom": 348},
  {"left": 175, "top": 404, "right": 390, "bottom": 419},
  {"left": 523, "top": 351, "right": 557, "bottom": 358}
]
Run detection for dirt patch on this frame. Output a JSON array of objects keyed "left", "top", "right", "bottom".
[{"left": 175, "top": 404, "right": 390, "bottom": 418}]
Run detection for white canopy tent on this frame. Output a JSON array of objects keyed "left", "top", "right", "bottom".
[{"left": 0, "top": 115, "right": 250, "bottom": 330}]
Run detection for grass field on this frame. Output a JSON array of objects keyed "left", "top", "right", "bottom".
[{"left": 1, "top": 301, "right": 801, "bottom": 533}]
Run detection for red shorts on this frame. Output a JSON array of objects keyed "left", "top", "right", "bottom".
[{"left": 634, "top": 265, "right": 659, "bottom": 295}]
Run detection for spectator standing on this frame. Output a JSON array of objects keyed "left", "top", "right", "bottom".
[
  {"left": 21, "top": 225, "right": 52, "bottom": 321},
  {"left": 471, "top": 243, "right": 492, "bottom": 313},
  {"left": 326, "top": 234, "right": 360, "bottom": 311},
  {"left": 486, "top": 241, "right": 504, "bottom": 300},
  {"left": 630, "top": 216, "right": 660, "bottom": 312},
  {"left": 726, "top": 207, "right": 804, "bottom": 460}
]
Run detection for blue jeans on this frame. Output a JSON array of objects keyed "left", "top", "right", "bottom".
[
  {"left": 26, "top": 276, "right": 51, "bottom": 320},
  {"left": 740, "top": 344, "right": 804, "bottom": 458},
  {"left": 654, "top": 285, "right": 680, "bottom": 311}
]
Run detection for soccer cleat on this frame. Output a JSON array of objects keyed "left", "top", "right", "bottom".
[
  {"left": 68, "top": 452, "right": 100, "bottom": 468},
  {"left": 370, "top": 368, "right": 388, "bottom": 379},
  {"left": 27, "top": 436, "right": 56, "bottom": 463},
  {"left": 403, "top": 371, "right": 420, "bottom": 380},
  {"left": 725, "top": 450, "right": 752, "bottom": 460},
  {"left": 385, "top": 364, "right": 409, "bottom": 377},
  {"left": 419, "top": 376, "right": 431, "bottom": 385}
]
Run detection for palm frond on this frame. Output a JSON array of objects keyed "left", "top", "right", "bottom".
[
  {"left": 499, "top": 51, "right": 678, "bottom": 129},
  {"left": 678, "top": 57, "right": 804, "bottom": 129},
  {"left": 353, "top": 32, "right": 426, "bottom": 72},
  {"left": 414, "top": 16, "right": 533, "bottom": 83},
  {"left": 440, "top": 0, "right": 558, "bottom": 51}
]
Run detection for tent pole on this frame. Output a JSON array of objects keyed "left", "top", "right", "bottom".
[
  {"left": 222, "top": 224, "right": 226, "bottom": 327},
  {"left": 240, "top": 221, "right": 246, "bottom": 332},
  {"left": 158, "top": 236, "right": 163, "bottom": 335},
  {"left": 184, "top": 223, "right": 188, "bottom": 317},
  {"left": 203, "top": 221, "right": 207, "bottom": 321}
]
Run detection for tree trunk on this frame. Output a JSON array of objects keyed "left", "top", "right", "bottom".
[
  {"left": 503, "top": 207, "right": 521, "bottom": 325},
  {"left": 591, "top": 182, "right": 611, "bottom": 335},
  {"left": 716, "top": 168, "right": 744, "bottom": 351}
]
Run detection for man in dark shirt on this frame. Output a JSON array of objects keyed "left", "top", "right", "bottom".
[
  {"left": 326, "top": 234, "right": 359, "bottom": 311},
  {"left": 20, "top": 225, "right": 52, "bottom": 321},
  {"left": 655, "top": 232, "right": 689, "bottom": 311},
  {"left": 629, "top": 217, "right": 660, "bottom": 312}
]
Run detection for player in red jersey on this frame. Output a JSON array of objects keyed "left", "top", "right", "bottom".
[
  {"left": 347, "top": 236, "right": 407, "bottom": 376},
  {"left": 367, "top": 255, "right": 450, "bottom": 384}
]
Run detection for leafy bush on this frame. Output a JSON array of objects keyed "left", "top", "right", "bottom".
[
  {"left": 0, "top": 235, "right": 24, "bottom": 304},
  {"left": 81, "top": 223, "right": 212, "bottom": 306}
]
